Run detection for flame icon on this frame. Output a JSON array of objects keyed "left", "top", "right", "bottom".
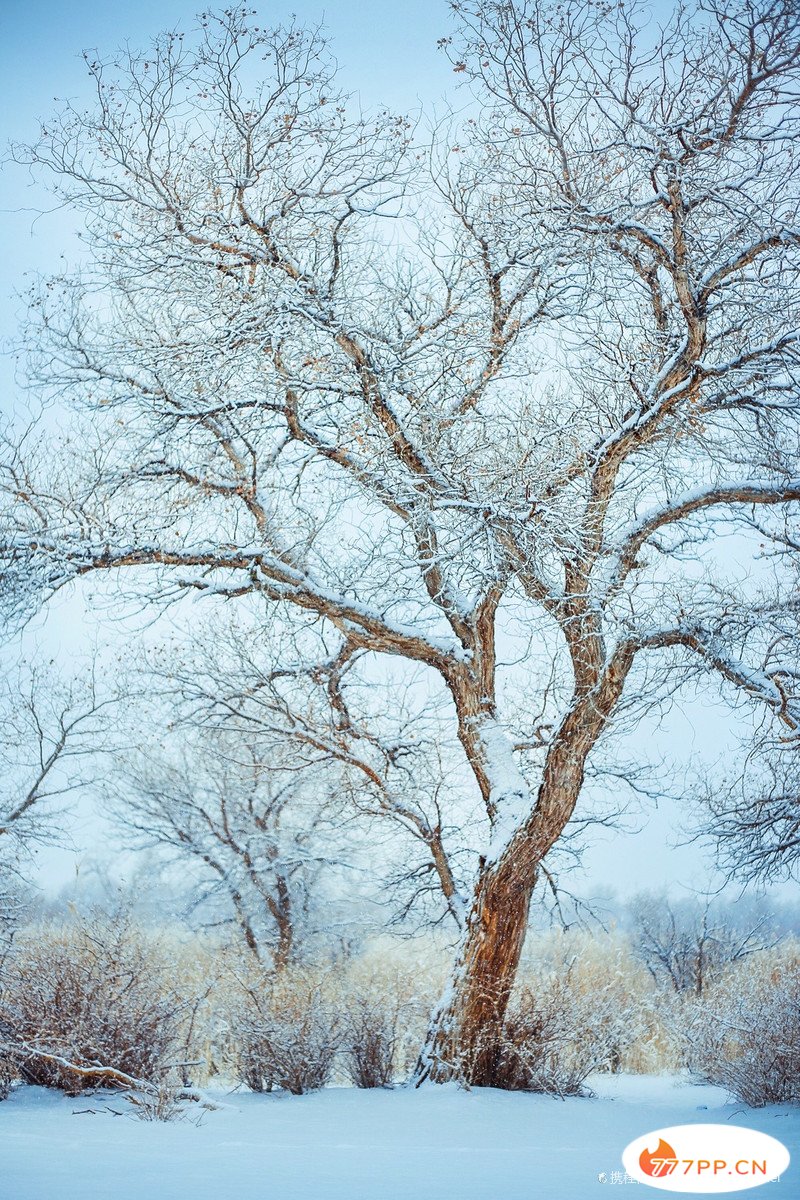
[{"left": 639, "top": 1138, "right": 679, "bottom": 1178}]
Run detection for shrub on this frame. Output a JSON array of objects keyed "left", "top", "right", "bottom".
[
  {"left": 687, "top": 950, "right": 800, "bottom": 1106},
  {"left": 0, "top": 1056, "right": 15, "bottom": 1100},
  {"left": 336, "top": 939, "right": 444, "bottom": 1082},
  {"left": 342, "top": 994, "right": 398, "bottom": 1088},
  {"left": 0, "top": 909, "right": 188, "bottom": 1095},
  {"left": 483, "top": 928, "right": 679, "bottom": 1095},
  {"left": 517, "top": 929, "right": 678, "bottom": 1081},
  {"left": 231, "top": 968, "right": 339, "bottom": 1095},
  {"left": 491, "top": 965, "right": 624, "bottom": 1095}
]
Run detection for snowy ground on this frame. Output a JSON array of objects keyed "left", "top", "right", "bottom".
[{"left": 0, "top": 1074, "right": 797, "bottom": 1200}]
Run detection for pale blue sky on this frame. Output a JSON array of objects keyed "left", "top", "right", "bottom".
[{"left": 0, "top": 1, "right": 452, "bottom": 133}]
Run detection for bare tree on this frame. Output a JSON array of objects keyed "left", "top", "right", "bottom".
[
  {"left": 0, "top": 664, "right": 115, "bottom": 879},
  {"left": 1, "top": 2, "right": 799, "bottom": 1084},
  {"left": 109, "top": 723, "right": 353, "bottom": 967},
  {"left": 629, "top": 893, "right": 772, "bottom": 996},
  {"left": 0, "top": 662, "right": 115, "bottom": 954},
  {"left": 144, "top": 614, "right": 476, "bottom": 931}
]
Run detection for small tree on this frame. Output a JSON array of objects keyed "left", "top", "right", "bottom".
[
  {"left": 0, "top": 663, "right": 115, "bottom": 931},
  {"left": 629, "top": 894, "right": 772, "bottom": 996},
  {"left": 110, "top": 723, "right": 350, "bottom": 967}
]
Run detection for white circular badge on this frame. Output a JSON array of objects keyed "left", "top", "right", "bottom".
[{"left": 622, "top": 1124, "right": 791, "bottom": 1192}]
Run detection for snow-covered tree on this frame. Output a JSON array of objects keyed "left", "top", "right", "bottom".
[
  {"left": 1, "top": 1, "right": 799, "bottom": 1084},
  {"left": 629, "top": 893, "right": 773, "bottom": 996},
  {"left": 110, "top": 724, "right": 353, "bottom": 967},
  {"left": 0, "top": 665, "right": 115, "bottom": 905}
]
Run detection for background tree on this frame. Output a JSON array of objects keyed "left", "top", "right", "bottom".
[
  {"left": 109, "top": 722, "right": 356, "bottom": 967},
  {"left": 136, "top": 614, "right": 477, "bottom": 931},
  {"left": 1, "top": 1, "right": 799, "bottom": 1085},
  {"left": 0, "top": 665, "right": 114, "bottom": 887},
  {"left": 0, "top": 662, "right": 116, "bottom": 961},
  {"left": 628, "top": 893, "right": 773, "bottom": 996}
]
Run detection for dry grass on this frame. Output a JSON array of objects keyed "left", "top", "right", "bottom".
[
  {"left": 519, "top": 929, "right": 682, "bottom": 1076},
  {"left": 2, "top": 915, "right": 797, "bottom": 1102},
  {"left": 685, "top": 941, "right": 800, "bottom": 1106}
]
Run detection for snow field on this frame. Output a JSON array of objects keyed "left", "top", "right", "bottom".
[{"left": 0, "top": 1074, "right": 797, "bottom": 1200}]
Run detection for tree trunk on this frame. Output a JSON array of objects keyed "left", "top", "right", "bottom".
[
  {"left": 271, "top": 875, "right": 294, "bottom": 971},
  {"left": 416, "top": 846, "right": 537, "bottom": 1086},
  {"left": 418, "top": 658, "right": 634, "bottom": 1086}
]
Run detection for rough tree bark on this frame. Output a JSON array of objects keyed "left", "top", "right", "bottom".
[{"left": 419, "top": 639, "right": 635, "bottom": 1082}]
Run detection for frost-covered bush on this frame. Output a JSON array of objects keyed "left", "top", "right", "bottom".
[
  {"left": 0, "top": 910, "right": 188, "bottom": 1094},
  {"left": 517, "top": 929, "right": 678, "bottom": 1080},
  {"left": 224, "top": 944, "right": 441, "bottom": 1093},
  {"left": 10, "top": 914, "right": 792, "bottom": 1101},
  {"left": 687, "top": 950, "right": 800, "bottom": 1106},
  {"left": 342, "top": 993, "right": 399, "bottom": 1088},
  {"left": 337, "top": 942, "right": 444, "bottom": 1084},
  {"left": 232, "top": 968, "right": 340, "bottom": 1094},
  {"left": 0, "top": 1055, "right": 15, "bottom": 1100},
  {"left": 493, "top": 961, "right": 629, "bottom": 1095}
]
